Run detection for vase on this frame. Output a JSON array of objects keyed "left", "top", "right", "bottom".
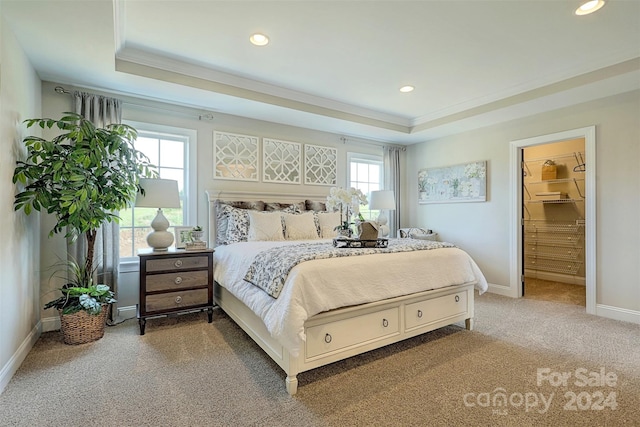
[
  {"left": 191, "top": 230, "right": 204, "bottom": 242},
  {"left": 337, "top": 228, "right": 352, "bottom": 238}
]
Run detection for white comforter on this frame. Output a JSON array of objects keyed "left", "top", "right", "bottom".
[{"left": 214, "top": 239, "right": 488, "bottom": 356}]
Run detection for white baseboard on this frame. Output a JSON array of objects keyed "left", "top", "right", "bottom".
[
  {"left": 42, "top": 315, "right": 60, "bottom": 333},
  {"left": 596, "top": 304, "right": 640, "bottom": 324},
  {"left": 117, "top": 305, "right": 137, "bottom": 320},
  {"left": 0, "top": 322, "right": 41, "bottom": 395},
  {"left": 487, "top": 282, "right": 514, "bottom": 297}
]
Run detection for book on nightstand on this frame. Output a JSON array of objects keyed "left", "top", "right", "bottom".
[{"left": 185, "top": 241, "right": 208, "bottom": 251}]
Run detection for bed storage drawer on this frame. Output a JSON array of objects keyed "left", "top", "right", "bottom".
[
  {"left": 145, "top": 270, "right": 209, "bottom": 292},
  {"left": 145, "top": 288, "right": 209, "bottom": 312},
  {"left": 306, "top": 307, "right": 399, "bottom": 358},
  {"left": 405, "top": 291, "right": 468, "bottom": 332}
]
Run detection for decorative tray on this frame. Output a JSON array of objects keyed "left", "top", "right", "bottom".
[{"left": 333, "top": 237, "right": 388, "bottom": 249}]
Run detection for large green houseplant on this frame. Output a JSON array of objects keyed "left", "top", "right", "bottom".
[{"left": 13, "top": 112, "right": 156, "bottom": 344}]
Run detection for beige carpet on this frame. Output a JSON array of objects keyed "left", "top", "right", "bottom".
[
  {"left": 524, "top": 278, "right": 586, "bottom": 306},
  {"left": 1, "top": 293, "right": 639, "bottom": 427}
]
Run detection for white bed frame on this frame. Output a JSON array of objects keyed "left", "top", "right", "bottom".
[{"left": 206, "top": 191, "right": 475, "bottom": 395}]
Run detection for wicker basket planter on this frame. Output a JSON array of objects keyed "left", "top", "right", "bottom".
[{"left": 58, "top": 305, "right": 110, "bottom": 345}]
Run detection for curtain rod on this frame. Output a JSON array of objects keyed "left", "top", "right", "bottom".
[
  {"left": 53, "top": 85, "right": 215, "bottom": 121},
  {"left": 340, "top": 136, "right": 406, "bottom": 151}
]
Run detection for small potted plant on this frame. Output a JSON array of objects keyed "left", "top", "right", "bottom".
[
  {"left": 191, "top": 225, "right": 204, "bottom": 242},
  {"left": 44, "top": 257, "right": 116, "bottom": 344}
]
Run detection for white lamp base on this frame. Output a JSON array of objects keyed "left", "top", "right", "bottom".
[
  {"left": 147, "top": 208, "right": 174, "bottom": 251},
  {"left": 377, "top": 213, "right": 390, "bottom": 238}
]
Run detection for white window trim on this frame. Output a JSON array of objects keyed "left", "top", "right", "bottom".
[
  {"left": 347, "top": 152, "right": 384, "bottom": 189},
  {"left": 120, "top": 120, "right": 197, "bottom": 268}
]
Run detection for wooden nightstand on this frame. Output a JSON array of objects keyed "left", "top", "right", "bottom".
[{"left": 137, "top": 248, "right": 214, "bottom": 335}]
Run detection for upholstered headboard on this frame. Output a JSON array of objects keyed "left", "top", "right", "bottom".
[{"left": 205, "top": 190, "right": 328, "bottom": 247}]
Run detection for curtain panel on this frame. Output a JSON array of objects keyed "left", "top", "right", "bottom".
[
  {"left": 69, "top": 91, "right": 123, "bottom": 322},
  {"left": 384, "top": 146, "right": 403, "bottom": 237}
]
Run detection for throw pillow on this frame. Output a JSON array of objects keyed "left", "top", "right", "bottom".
[
  {"left": 225, "top": 206, "right": 251, "bottom": 244},
  {"left": 316, "top": 211, "right": 342, "bottom": 239},
  {"left": 283, "top": 212, "right": 319, "bottom": 240},
  {"left": 247, "top": 211, "right": 285, "bottom": 241}
]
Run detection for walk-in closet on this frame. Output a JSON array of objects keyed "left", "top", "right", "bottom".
[{"left": 522, "top": 138, "right": 586, "bottom": 306}]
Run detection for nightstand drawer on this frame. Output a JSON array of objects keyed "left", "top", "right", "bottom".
[
  {"left": 145, "top": 288, "right": 209, "bottom": 312},
  {"left": 146, "top": 270, "right": 209, "bottom": 292},
  {"left": 146, "top": 256, "right": 209, "bottom": 272}
]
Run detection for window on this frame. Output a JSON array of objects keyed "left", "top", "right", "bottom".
[
  {"left": 348, "top": 153, "right": 383, "bottom": 220},
  {"left": 119, "top": 122, "right": 196, "bottom": 259}
]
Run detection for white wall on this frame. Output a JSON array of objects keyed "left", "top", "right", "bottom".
[
  {"left": 0, "top": 14, "right": 42, "bottom": 393},
  {"left": 406, "top": 90, "right": 640, "bottom": 319},
  {"left": 40, "top": 81, "right": 385, "bottom": 318}
]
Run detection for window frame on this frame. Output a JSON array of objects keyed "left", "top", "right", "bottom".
[
  {"left": 119, "top": 121, "right": 197, "bottom": 268},
  {"left": 347, "top": 152, "right": 384, "bottom": 220}
]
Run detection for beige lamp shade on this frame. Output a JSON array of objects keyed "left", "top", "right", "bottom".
[{"left": 135, "top": 179, "right": 181, "bottom": 251}]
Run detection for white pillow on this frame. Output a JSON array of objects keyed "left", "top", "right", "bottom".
[
  {"left": 316, "top": 211, "right": 342, "bottom": 239},
  {"left": 283, "top": 212, "right": 319, "bottom": 240},
  {"left": 247, "top": 211, "right": 285, "bottom": 241}
]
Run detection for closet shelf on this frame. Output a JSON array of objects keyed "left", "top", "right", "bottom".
[{"left": 526, "top": 199, "right": 584, "bottom": 204}]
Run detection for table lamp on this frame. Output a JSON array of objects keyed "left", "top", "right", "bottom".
[
  {"left": 369, "top": 190, "right": 396, "bottom": 237},
  {"left": 135, "top": 178, "right": 181, "bottom": 251}
]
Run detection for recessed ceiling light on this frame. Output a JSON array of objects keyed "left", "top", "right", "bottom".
[
  {"left": 249, "top": 33, "right": 269, "bottom": 46},
  {"left": 575, "top": 0, "right": 605, "bottom": 15},
  {"left": 399, "top": 85, "right": 414, "bottom": 93}
]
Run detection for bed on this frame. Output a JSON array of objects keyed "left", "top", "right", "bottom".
[{"left": 206, "top": 191, "right": 488, "bottom": 395}]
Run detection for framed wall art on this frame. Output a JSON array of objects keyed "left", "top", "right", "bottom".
[
  {"left": 304, "top": 144, "right": 337, "bottom": 186},
  {"left": 418, "top": 161, "right": 487, "bottom": 204},
  {"left": 262, "top": 138, "right": 302, "bottom": 184},
  {"left": 213, "top": 131, "right": 259, "bottom": 181}
]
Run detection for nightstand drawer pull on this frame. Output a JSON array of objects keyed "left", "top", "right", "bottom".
[
  {"left": 382, "top": 318, "right": 389, "bottom": 327},
  {"left": 174, "top": 259, "right": 183, "bottom": 268},
  {"left": 175, "top": 296, "right": 182, "bottom": 304},
  {"left": 417, "top": 310, "right": 423, "bottom": 318},
  {"left": 174, "top": 277, "right": 183, "bottom": 285},
  {"left": 324, "top": 333, "right": 332, "bottom": 343},
  {"left": 455, "top": 295, "right": 460, "bottom": 302}
]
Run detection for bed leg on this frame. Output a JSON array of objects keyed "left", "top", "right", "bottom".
[
  {"left": 465, "top": 318, "right": 474, "bottom": 331},
  {"left": 285, "top": 375, "right": 298, "bottom": 395}
]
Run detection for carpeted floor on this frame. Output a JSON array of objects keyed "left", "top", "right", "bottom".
[
  {"left": 1, "top": 292, "right": 638, "bottom": 427},
  {"left": 524, "top": 278, "right": 586, "bottom": 306}
]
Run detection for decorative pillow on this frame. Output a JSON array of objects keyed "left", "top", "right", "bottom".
[
  {"left": 305, "top": 200, "right": 326, "bottom": 212},
  {"left": 316, "top": 211, "right": 342, "bottom": 239},
  {"left": 225, "top": 206, "right": 251, "bottom": 244},
  {"left": 283, "top": 212, "right": 319, "bottom": 240},
  {"left": 247, "top": 211, "right": 285, "bottom": 241},
  {"left": 398, "top": 227, "right": 433, "bottom": 238},
  {"left": 282, "top": 204, "right": 303, "bottom": 214},
  {"left": 265, "top": 201, "right": 306, "bottom": 212},
  {"left": 215, "top": 200, "right": 264, "bottom": 245}
]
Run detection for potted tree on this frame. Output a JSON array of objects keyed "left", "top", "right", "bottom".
[{"left": 13, "top": 112, "right": 156, "bottom": 344}]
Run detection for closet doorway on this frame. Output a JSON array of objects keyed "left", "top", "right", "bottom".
[
  {"left": 522, "top": 139, "right": 585, "bottom": 306},
  {"left": 509, "top": 127, "right": 596, "bottom": 315}
]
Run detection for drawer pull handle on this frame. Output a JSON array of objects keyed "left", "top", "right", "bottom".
[
  {"left": 417, "top": 310, "right": 423, "bottom": 318},
  {"left": 175, "top": 296, "right": 182, "bottom": 304},
  {"left": 324, "top": 333, "right": 332, "bottom": 344},
  {"left": 174, "top": 277, "right": 183, "bottom": 285},
  {"left": 382, "top": 319, "right": 389, "bottom": 328},
  {"left": 174, "top": 259, "right": 183, "bottom": 268},
  {"left": 455, "top": 295, "right": 460, "bottom": 302}
]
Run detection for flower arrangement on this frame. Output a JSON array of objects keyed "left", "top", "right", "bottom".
[{"left": 326, "top": 187, "right": 368, "bottom": 232}]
